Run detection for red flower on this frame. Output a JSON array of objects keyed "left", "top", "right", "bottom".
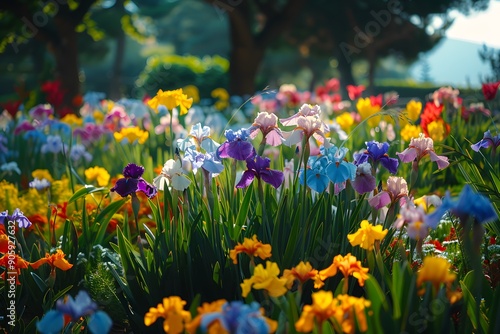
[
  {"left": 1, "top": 100, "right": 22, "bottom": 118},
  {"left": 369, "top": 94, "right": 383, "bottom": 107},
  {"left": 420, "top": 102, "right": 450, "bottom": 138},
  {"left": 346, "top": 84, "right": 365, "bottom": 100},
  {"left": 425, "top": 239, "right": 447, "bottom": 252},
  {"left": 41, "top": 80, "right": 65, "bottom": 107},
  {"left": 482, "top": 81, "right": 500, "bottom": 101}
]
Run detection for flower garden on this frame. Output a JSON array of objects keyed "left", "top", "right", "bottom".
[{"left": 1, "top": 81, "right": 500, "bottom": 334}]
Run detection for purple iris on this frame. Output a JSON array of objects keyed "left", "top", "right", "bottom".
[
  {"left": 471, "top": 130, "right": 500, "bottom": 152},
  {"left": 111, "top": 163, "right": 157, "bottom": 198},
  {"left": 36, "top": 290, "right": 112, "bottom": 334},
  {"left": 426, "top": 185, "right": 497, "bottom": 228},
  {"left": 0, "top": 209, "right": 32, "bottom": 228},
  {"left": 354, "top": 141, "right": 398, "bottom": 174},
  {"left": 217, "top": 128, "right": 256, "bottom": 160},
  {"left": 236, "top": 155, "right": 284, "bottom": 189}
]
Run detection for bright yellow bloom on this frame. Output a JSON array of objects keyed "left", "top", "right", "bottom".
[
  {"left": 31, "top": 249, "right": 73, "bottom": 271},
  {"left": 186, "top": 299, "right": 227, "bottom": 334},
  {"left": 144, "top": 296, "right": 192, "bottom": 334},
  {"left": 32, "top": 169, "right": 54, "bottom": 183},
  {"left": 114, "top": 126, "right": 149, "bottom": 144},
  {"left": 427, "top": 120, "right": 446, "bottom": 142},
  {"left": 93, "top": 110, "right": 104, "bottom": 124},
  {"left": 332, "top": 295, "right": 371, "bottom": 334},
  {"left": 60, "top": 113, "right": 83, "bottom": 127},
  {"left": 336, "top": 112, "right": 354, "bottom": 132},
  {"left": 85, "top": 166, "right": 111, "bottom": 187},
  {"left": 347, "top": 220, "right": 388, "bottom": 251},
  {"left": 400, "top": 124, "right": 421, "bottom": 142},
  {"left": 0, "top": 180, "right": 21, "bottom": 210},
  {"left": 229, "top": 235, "right": 272, "bottom": 264},
  {"left": 400, "top": 100, "right": 422, "bottom": 127},
  {"left": 241, "top": 261, "right": 288, "bottom": 298},
  {"left": 183, "top": 85, "right": 200, "bottom": 104},
  {"left": 282, "top": 261, "right": 318, "bottom": 288},
  {"left": 356, "top": 97, "right": 382, "bottom": 128},
  {"left": 211, "top": 88, "right": 230, "bottom": 110},
  {"left": 148, "top": 88, "right": 193, "bottom": 115},
  {"left": 416, "top": 256, "right": 456, "bottom": 294},
  {"left": 18, "top": 188, "right": 47, "bottom": 217},
  {"left": 295, "top": 290, "right": 337, "bottom": 332},
  {"left": 315, "top": 253, "right": 369, "bottom": 289}
]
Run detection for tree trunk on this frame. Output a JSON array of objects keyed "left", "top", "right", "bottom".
[
  {"left": 109, "top": 30, "right": 126, "bottom": 100},
  {"left": 228, "top": 46, "right": 264, "bottom": 96},
  {"left": 52, "top": 18, "right": 80, "bottom": 114},
  {"left": 336, "top": 49, "right": 356, "bottom": 89}
]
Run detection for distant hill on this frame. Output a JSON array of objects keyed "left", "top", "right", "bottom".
[{"left": 409, "top": 37, "right": 493, "bottom": 88}]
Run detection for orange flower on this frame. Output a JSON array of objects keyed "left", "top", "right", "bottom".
[
  {"left": 0, "top": 253, "right": 30, "bottom": 285},
  {"left": 315, "top": 253, "right": 369, "bottom": 289},
  {"left": 31, "top": 249, "right": 73, "bottom": 271},
  {"left": 0, "top": 233, "right": 9, "bottom": 253},
  {"left": 282, "top": 261, "right": 318, "bottom": 289},
  {"left": 185, "top": 299, "right": 227, "bottom": 334},
  {"left": 229, "top": 235, "right": 272, "bottom": 264}
]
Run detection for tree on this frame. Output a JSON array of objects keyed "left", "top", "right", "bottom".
[
  {"left": 205, "top": 0, "right": 489, "bottom": 94},
  {"left": 0, "top": 0, "right": 99, "bottom": 112},
  {"left": 204, "top": 0, "right": 306, "bottom": 95}
]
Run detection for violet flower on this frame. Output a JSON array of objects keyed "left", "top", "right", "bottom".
[
  {"left": 36, "top": 290, "right": 112, "bottom": 334},
  {"left": 471, "top": 130, "right": 500, "bottom": 152},
  {"left": 0, "top": 208, "right": 32, "bottom": 228},
  {"left": 426, "top": 185, "right": 497, "bottom": 229},
  {"left": 29, "top": 104, "right": 53, "bottom": 121},
  {"left": 201, "top": 301, "right": 270, "bottom": 333},
  {"left": 236, "top": 155, "right": 284, "bottom": 189},
  {"left": 29, "top": 178, "right": 51, "bottom": 191},
  {"left": 111, "top": 163, "right": 157, "bottom": 198},
  {"left": 41, "top": 135, "right": 64, "bottom": 154},
  {"left": 177, "top": 123, "right": 219, "bottom": 153},
  {"left": 352, "top": 162, "right": 376, "bottom": 194},
  {"left": 217, "top": 128, "right": 256, "bottom": 160},
  {"left": 354, "top": 141, "right": 399, "bottom": 174},
  {"left": 397, "top": 133, "right": 449, "bottom": 170}
]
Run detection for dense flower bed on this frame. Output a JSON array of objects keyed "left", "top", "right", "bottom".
[{"left": 0, "top": 81, "right": 500, "bottom": 334}]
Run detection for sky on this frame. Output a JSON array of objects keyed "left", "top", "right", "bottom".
[
  {"left": 409, "top": 0, "right": 500, "bottom": 87},
  {"left": 445, "top": 0, "right": 500, "bottom": 48}
]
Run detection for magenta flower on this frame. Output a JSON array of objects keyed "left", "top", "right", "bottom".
[
  {"left": 217, "top": 128, "right": 256, "bottom": 160},
  {"left": 249, "top": 112, "right": 284, "bottom": 146},
  {"left": 29, "top": 104, "right": 54, "bottom": 121},
  {"left": 236, "top": 156, "right": 284, "bottom": 189},
  {"left": 368, "top": 176, "right": 408, "bottom": 209},
  {"left": 111, "top": 163, "right": 157, "bottom": 198},
  {"left": 397, "top": 133, "right": 449, "bottom": 169},
  {"left": 14, "top": 120, "right": 36, "bottom": 135}
]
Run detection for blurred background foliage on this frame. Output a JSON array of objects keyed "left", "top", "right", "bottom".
[{"left": 0, "top": 0, "right": 498, "bottom": 109}]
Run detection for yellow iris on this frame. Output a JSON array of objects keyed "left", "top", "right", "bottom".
[
  {"left": 84, "top": 166, "right": 111, "bottom": 187},
  {"left": 241, "top": 261, "right": 288, "bottom": 298},
  {"left": 400, "top": 124, "right": 421, "bottom": 142},
  {"left": 347, "top": 220, "right": 388, "bottom": 251},
  {"left": 148, "top": 88, "right": 193, "bottom": 115},
  {"left": 114, "top": 126, "right": 149, "bottom": 144},
  {"left": 144, "top": 296, "right": 192, "bottom": 334},
  {"left": 356, "top": 97, "right": 382, "bottom": 128},
  {"left": 229, "top": 235, "right": 272, "bottom": 264}
]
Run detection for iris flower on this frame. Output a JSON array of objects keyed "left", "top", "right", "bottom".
[
  {"left": 249, "top": 111, "right": 284, "bottom": 146},
  {"left": 29, "top": 178, "right": 51, "bottom": 191},
  {"left": 351, "top": 162, "right": 376, "bottom": 194},
  {"left": 416, "top": 257, "right": 457, "bottom": 295},
  {"left": 0, "top": 254, "right": 30, "bottom": 285},
  {"left": 396, "top": 133, "right": 450, "bottom": 169},
  {"left": 240, "top": 261, "right": 288, "bottom": 297},
  {"left": 217, "top": 128, "right": 256, "bottom": 161},
  {"left": 426, "top": 184, "right": 497, "bottom": 228},
  {"left": 471, "top": 130, "right": 500, "bottom": 152},
  {"left": 144, "top": 296, "right": 192, "bottom": 334},
  {"left": 111, "top": 163, "right": 157, "bottom": 198},
  {"left": 481, "top": 81, "right": 500, "bottom": 101},
  {"left": 41, "top": 135, "right": 64, "bottom": 154},
  {"left": 31, "top": 249, "right": 73, "bottom": 271},
  {"left": 153, "top": 159, "right": 191, "bottom": 191},
  {"left": 236, "top": 156, "right": 284, "bottom": 189},
  {"left": 177, "top": 123, "right": 219, "bottom": 153},
  {"left": 183, "top": 147, "right": 224, "bottom": 176},
  {"left": 347, "top": 220, "right": 388, "bottom": 251},
  {"left": 354, "top": 141, "right": 399, "bottom": 174},
  {"left": 229, "top": 235, "right": 272, "bottom": 264},
  {"left": 282, "top": 261, "right": 319, "bottom": 288},
  {"left": 36, "top": 290, "right": 112, "bottom": 334},
  {"left": 0, "top": 208, "right": 32, "bottom": 228},
  {"left": 200, "top": 301, "right": 276, "bottom": 334},
  {"left": 282, "top": 115, "right": 331, "bottom": 148},
  {"left": 368, "top": 176, "right": 408, "bottom": 209},
  {"left": 323, "top": 146, "right": 357, "bottom": 184},
  {"left": 299, "top": 156, "right": 330, "bottom": 193},
  {"left": 315, "top": 253, "right": 369, "bottom": 289},
  {"left": 280, "top": 104, "right": 323, "bottom": 126}
]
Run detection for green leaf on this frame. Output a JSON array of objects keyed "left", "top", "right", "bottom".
[
  {"left": 68, "top": 185, "right": 107, "bottom": 203},
  {"left": 93, "top": 198, "right": 127, "bottom": 244},
  {"left": 30, "top": 272, "right": 47, "bottom": 293}
]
